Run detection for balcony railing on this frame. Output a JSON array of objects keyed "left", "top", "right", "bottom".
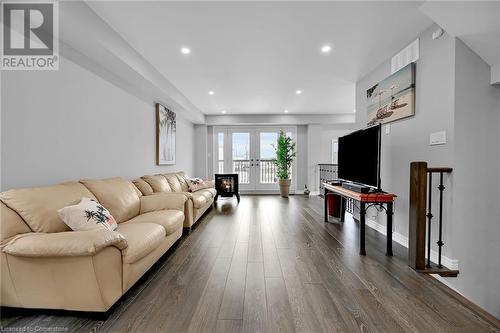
[
  {"left": 219, "top": 159, "right": 288, "bottom": 185},
  {"left": 260, "top": 159, "right": 277, "bottom": 184},
  {"left": 233, "top": 160, "right": 250, "bottom": 183}
]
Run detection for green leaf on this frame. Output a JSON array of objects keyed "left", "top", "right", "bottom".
[{"left": 274, "top": 130, "right": 296, "bottom": 180}]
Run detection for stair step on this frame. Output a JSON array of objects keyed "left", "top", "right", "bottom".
[{"left": 417, "top": 266, "right": 459, "bottom": 277}]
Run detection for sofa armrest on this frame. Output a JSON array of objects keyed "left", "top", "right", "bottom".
[
  {"left": 1, "top": 230, "right": 127, "bottom": 257},
  {"left": 140, "top": 192, "right": 188, "bottom": 213}
]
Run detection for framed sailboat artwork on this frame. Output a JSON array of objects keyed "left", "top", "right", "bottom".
[
  {"left": 366, "top": 63, "right": 415, "bottom": 126},
  {"left": 156, "top": 103, "right": 176, "bottom": 165}
]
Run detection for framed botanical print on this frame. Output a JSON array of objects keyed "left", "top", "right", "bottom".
[{"left": 156, "top": 103, "right": 176, "bottom": 165}]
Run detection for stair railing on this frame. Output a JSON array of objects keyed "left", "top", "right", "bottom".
[{"left": 409, "top": 161, "right": 458, "bottom": 277}]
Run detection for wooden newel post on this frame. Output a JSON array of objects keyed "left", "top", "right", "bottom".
[{"left": 409, "top": 161, "right": 428, "bottom": 270}]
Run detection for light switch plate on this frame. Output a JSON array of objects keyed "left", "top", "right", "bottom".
[
  {"left": 385, "top": 124, "right": 391, "bottom": 135},
  {"left": 430, "top": 131, "right": 446, "bottom": 145}
]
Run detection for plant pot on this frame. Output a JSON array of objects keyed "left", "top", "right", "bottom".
[{"left": 279, "top": 179, "right": 291, "bottom": 198}]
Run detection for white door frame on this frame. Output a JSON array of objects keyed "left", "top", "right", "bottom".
[
  {"left": 213, "top": 125, "right": 297, "bottom": 193},
  {"left": 229, "top": 127, "right": 256, "bottom": 192}
]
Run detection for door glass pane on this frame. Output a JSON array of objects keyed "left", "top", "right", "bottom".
[
  {"left": 260, "top": 132, "right": 278, "bottom": 184},
  {"left": 217, "top": 132, "right": 224, "bottom": 173},
  {"left": 232, "top": 133, "right": 250, "bottom": 184}
]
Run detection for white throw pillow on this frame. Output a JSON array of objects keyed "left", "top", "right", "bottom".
[
  {"left": 188, "top": 178, "right": 210, "bottom": 192},
  {"left": 58, "top": 197, "right": 118, "bottom": 231}
]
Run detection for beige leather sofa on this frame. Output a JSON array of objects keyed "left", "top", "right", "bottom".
[
  {"left": 133, "top": 172, "right": 216, "bottom": 231},
  {"left": 0, "top": 177, "right": 187, "bottom": 312}
]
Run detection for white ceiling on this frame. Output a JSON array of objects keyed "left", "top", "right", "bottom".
[
  {"left": 420, "top": 1, "right": 500, "bottom": 67},
  {"left": 88, "top": 1, "right": 433, "bottom": 115}
]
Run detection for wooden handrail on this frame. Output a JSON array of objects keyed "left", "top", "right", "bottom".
[{"left": 427, "top": 167, "right": 453, "bottom": 173}]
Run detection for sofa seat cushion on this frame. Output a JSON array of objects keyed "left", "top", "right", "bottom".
[
  {"left": 116, "top": 223, "right": 165, "bottom": 264},
  {"left": 124, "top": 210, "right": 183, "bottom": 236},
  {"left": 191, "top": 192, "right": 211, "bottom": 209}
]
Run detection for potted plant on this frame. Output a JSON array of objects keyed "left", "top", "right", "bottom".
[{"left": 275, "top": 130, "right": 296, "bottom": 198}]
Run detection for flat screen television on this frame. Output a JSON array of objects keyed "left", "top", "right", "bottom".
[{"left": 338, "top": 124, "right": 381, "bottom": 190}]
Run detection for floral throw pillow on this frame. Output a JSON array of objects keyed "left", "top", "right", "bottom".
[
  {"left": 58, "top": 197, "right": 118, "bottom": 231},
  {"left": 188, "top": 178, "right": 210, "bottom": 192}
]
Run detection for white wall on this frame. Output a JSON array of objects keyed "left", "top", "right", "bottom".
[
  {"left": 194, "top": 124, "right": 208, "bottom": 179},
  {"left": 1, "top": 57, "right": 195, "bottom": 190},
  {"left": 295, "top": 125, "right": 308, "bottom": 192},
  {"left": 356, "top": 24, "right": 456, "bottom": 241},
  {"left": 307, "top": 124, "right": 357, "bottom": 193},
  {"left": 356, "top": 24, "right": 500, "bottom": 318},
  {"left": 451, "top": 39, "right": 500, "bottom": 317}
]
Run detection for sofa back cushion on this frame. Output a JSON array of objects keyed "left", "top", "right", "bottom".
[
  {"left": 0, "top": 182, "right": 96, "bottom": 233},
  {"left": 80, "top": 178, "right": 140, "bottom": 223},
  {"left": 0, "top": 202, "right": 32, "bottom": 241},
  {"left": 131, "top": 183, "right": 143, "bottom": 197},
  {"left": 176, "top": 172, "right": 190, "bottom": 192},
  {"left": 132, "top": 178, "right": 153, "bottom": 196},
  {"left": 163, "top": 173, "right": 182, "bottom": 192},
  {"left": 142, "top": 175, "right": 171, "bottom": 193}
]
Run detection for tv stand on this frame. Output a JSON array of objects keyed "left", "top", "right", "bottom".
[{"left": 323, "top": 183, "right": 397, "bottom": 256}]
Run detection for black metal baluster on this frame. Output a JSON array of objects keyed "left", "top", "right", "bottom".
[
  {"left": 426, "top": 173, "right": 433, "bottom": 268},
  {"left": 437, "top": 172, "right": 445, "bottom": 268}
]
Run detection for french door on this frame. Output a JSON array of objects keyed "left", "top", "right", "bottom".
[{"left": 214, "top": 126, "right": 297, "bottom": 192}]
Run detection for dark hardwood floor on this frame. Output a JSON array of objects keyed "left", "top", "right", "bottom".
[{"left": 1, "top": 195, "right": 499, "bottom": 332}]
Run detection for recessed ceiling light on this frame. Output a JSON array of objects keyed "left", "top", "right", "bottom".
[
  {"left": 221, "top": 110, "right": 227, "bottom": 114},
  {"left": 284, "top": 109, "right": 289, "bottom": 113},
  {"left": 295, "top": 90, "right": 302, "bottom": 95},
  {"left": 353, "top": 109, "right": 357, "bottom": 113},
  {"left": 180, "top": 47, "right": 191, "bottom": 55},
  {"left": 321, "top": 44, "right": 332, "bottom": 54},
  {"left": 208, "top": 91, "right": 215, "bottom": 95}
]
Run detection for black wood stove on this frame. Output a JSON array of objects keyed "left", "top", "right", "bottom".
[{"left": 214, "top": 173, "right": 240, "bottom": 203}]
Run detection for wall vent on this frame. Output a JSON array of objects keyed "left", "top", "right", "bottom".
[{"left": 391, "top": 38, "right": 419, "bottom": 74}]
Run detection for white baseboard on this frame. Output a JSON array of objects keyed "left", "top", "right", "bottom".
[
  {"left": 365, "top": 218, "right": 459, "bottom": 270},
  {"left": 310, "top": 191, "right": 320, "bottom": 196}
]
